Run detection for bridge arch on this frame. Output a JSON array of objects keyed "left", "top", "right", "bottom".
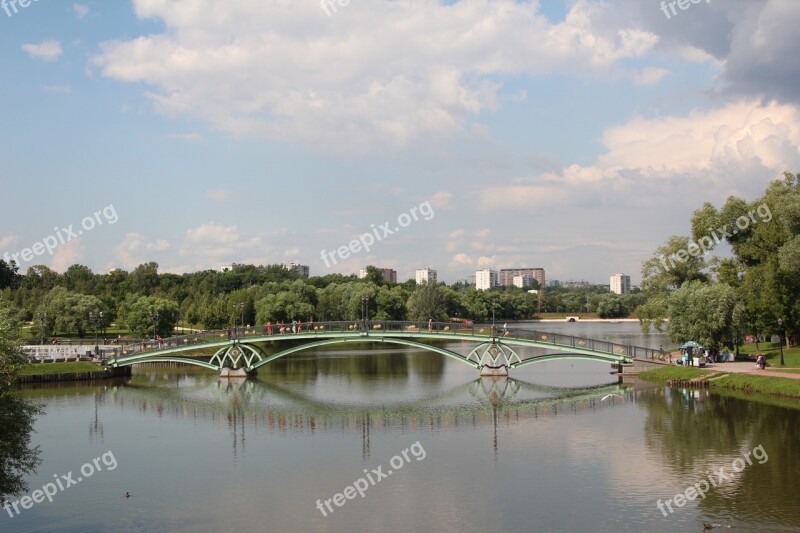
[{"left": 249, "top": 337, "right": 480, "bottom": 371}]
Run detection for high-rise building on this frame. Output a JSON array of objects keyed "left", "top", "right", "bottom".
[
  {"left": 610, "top": 273, "right": 631, "bottom": 294},
  {"left": 499, "top": 268, "right": 545, "bottom": 288},
  {"left": 360, "top": 268, "right": 397, "bottom": 284},
  {"left": 415, "top": 268, "right": 437, "bottom": 284},
  {"left": 476, "top": 269, "right": 499, "bottom": 291},
  {"left": 547, "top": 280, "right": 561, "bottom": 288},
  {"left": 512, "top": 275, "right": 532, "bottom": 288},
  {"left": 284, "top": 262, "right": 310, "bottom": 278}
]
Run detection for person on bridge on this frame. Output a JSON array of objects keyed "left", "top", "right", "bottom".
[
  {"left": 292, "top": 319, "right": 297, "bottom": 334},
  {"left": 267, "top": 321, "right": 273, "bottom": 335},
  {"left": 428, "top": 319, "right": 432, "bottom": 332},
  {"left": 297, "top": 320, "right": 303, "bottom": 333}
]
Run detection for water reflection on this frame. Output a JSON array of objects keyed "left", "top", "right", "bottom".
[
  {"left": 0, "top": 392, "right": 41, "bottom": 505},
  {"left": 15, "top": 337, "right": 800, "bottom": 533},
  {"left": 639, "top": 387, "right": 800, "bottom": 528}
]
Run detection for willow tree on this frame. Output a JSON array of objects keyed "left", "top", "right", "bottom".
[{"left": 0, "top": 300, "right": 41, "bottom": 504}]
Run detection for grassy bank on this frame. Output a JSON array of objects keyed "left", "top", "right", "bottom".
[
  {"left": 738, "top": 342, "right": 800, "bottom": 367},
  {"left": 639, "top": 367, "right": 800, "bottom": 399},
  {"left": 18, "top": 362, "right": 104, "bottom": 376},
  {"left": 637, "top": 366, "right": 709, "bottom": 382}
]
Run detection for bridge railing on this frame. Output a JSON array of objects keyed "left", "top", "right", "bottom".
[{"left": 112, "top": 320, "right": 661, "bottom": 361}]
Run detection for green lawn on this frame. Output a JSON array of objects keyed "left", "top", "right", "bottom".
[
  {"left": 638, "top": 366, "right": 710, "bottom": 383},
  {"left": 640, "top": 366, "right": 800, "bottom": 399},
  {"left": 18, "top": 362, "right": 104, "bottom": 376},
  {"left": 737, "top": 342, "right": 800, "bottom": 367}
]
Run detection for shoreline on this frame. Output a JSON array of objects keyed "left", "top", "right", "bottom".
[{"left": 16, "top": 366, "right": 131, "bottom": 384}]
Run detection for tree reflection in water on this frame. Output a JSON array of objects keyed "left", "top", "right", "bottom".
[{"left": 0, "top": 392, "right": 41, "bottom": 505}]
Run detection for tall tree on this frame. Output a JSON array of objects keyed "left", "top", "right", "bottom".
[{"left": 0, "top": 300, "right": 42, "bottom": 504}]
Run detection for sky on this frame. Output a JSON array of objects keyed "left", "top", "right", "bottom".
[{"left": 1, "top": 0, "right": 799, "bottom": 285}]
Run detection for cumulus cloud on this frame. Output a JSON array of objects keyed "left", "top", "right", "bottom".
[
  {"left": 22, "top": 41, "right": 63, "bottom": 62},
  {"left": 114, "top": 232, "right": 171, "bottom": 269},
  {"left": 73, "top": 3, "right": 89, "bottom": 19},
  {"left": 479, "top": 99, "right": 800, "bottom": 210},
  {"left": 90, "top": 0, "right": 659, "bottom": 152},
  {"left": 0, "top": 235, "right": 20, "bottom": 251},
  {"left": 51, "top": 239, "right": 84, "bottom": 272}
]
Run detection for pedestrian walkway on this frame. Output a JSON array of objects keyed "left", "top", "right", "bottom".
[{"left": 705, "top": 361, "right": 800, "bottom": 380}]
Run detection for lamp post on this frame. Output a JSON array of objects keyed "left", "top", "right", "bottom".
[
  {"left": 778, "top": 318, "right": 785, "bottom": 367},
  {"left": 38, "top": 311, "right": 47, "bottom": 345},
  {"left": 234, "top": 303, "right": 244, "bottom": 337},
  {"left": 89, "top": 311, "right": 104, "bottom": 345},
  {"left": 149, "top": 309, "right": 159, "bottom": 343},
  {"left": 491, "top": 300, "right": 497, "bottom": 338},
  {"left": 361, "top": 294, "right": 370, "bottom": 330}
]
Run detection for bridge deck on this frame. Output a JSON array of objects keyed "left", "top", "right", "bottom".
[{"left": 102, "top": 321, "right": 661, "bottom": 372}]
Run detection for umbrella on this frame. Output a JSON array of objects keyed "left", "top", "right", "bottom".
[{"left": 680, "top": 341, "right": 704, "bottom": 349}]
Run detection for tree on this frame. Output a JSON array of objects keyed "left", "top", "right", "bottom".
[
  {"left": 0, "top": 260, "right": 19, "bottom": 290},
  {"left": 596, "top": 293, "right": 626, "bottom": 318},
  {"left": 35, "top": 287, "right": 107, "bottom": 338},
  {"left": 407, "top": 281, "right": 447, "bottom": 321},
  {"left": 0, "top": 299, "right": 42, "bottom": 504},
  {"left": 667, "top": 282, "right": 737, "bottom": 350},
  {"left": 121, "top": 296, "right": 179, "bottom": 338}
]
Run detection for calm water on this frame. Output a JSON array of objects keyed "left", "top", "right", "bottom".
[{"left": 5, "top": 322, "right": 800, "bottom": 532}]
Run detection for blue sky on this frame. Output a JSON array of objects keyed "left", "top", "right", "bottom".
[{"left": 1, "top": 0, "right": 799, "bottom": 285}]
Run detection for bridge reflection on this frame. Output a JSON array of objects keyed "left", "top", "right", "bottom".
[{"left": 99, "top": 375, "right": 635, "bottom": 457}]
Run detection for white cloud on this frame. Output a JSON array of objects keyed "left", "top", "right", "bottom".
[
  {"left": 206, "top": 189, "right": 236, "bottom": 201},
  {"left": 479, "top": 99, "right": 800, "bottom": 210},
  {"left": 179, "top": 222, "right": 267, "bottom": 267},
  {"left": 430, "top": 191, "right": 454, "bottom": 210},
  {"left": 91, "top": 0, "right": 659, "bottom": 152},
  {"left": 22, "top": 41, "right": 63, "bottom": 62},
  {"left": 73, "top": 3, "right": 89, "bottom": 19},
  {"left": 51, "top": 239, "right": 84, "bottom": 272},
  {"left": 0, "top": 235, "right": 20, "bottom": 251},
  {"left": 631, "top": 66, "right": 669, "bottom": 86},
  {"left": 450, "top": 253, "right": 474, "bottom": 267},
  {"left": 113, "top": 232, "right": 170, "bottom": 269}
]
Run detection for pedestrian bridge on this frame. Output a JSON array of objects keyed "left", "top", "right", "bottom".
[{"left": 106, "top": 321, "right": 660, "bottom": 376}]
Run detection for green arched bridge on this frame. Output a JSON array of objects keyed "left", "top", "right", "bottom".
[{"left": 106, "top": 321, "right": 660, "bottom": 376}]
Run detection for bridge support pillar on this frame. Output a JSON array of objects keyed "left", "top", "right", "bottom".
[
  {"left": 220, "top": 368, "right": 257, "bottom": 378},
  {"left": 480, "top": 365, "right": 509, "bottom": 377}
]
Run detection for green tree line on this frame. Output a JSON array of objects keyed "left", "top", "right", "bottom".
[{"left": 640, "top": 171, "right": 799, "bottom": 353}]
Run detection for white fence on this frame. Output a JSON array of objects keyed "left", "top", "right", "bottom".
[{"left": 22, "top": 345, "right": 115, "bottom": 362}]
